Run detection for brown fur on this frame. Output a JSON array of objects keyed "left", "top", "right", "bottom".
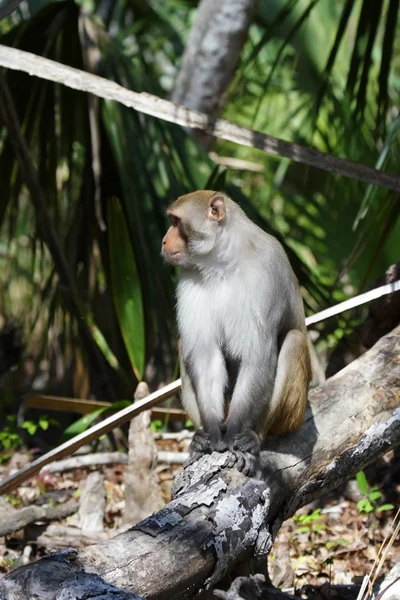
[
  {"left": 169, "top": 190, "right": 216, "bottom": 212},
  {"left": 266, "top": 330, "right": 311, "bottom": 436}
]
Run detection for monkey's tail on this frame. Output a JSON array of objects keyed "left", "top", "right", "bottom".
[{"left": 265, "top": 330, "right": 311, "bottom": 436}]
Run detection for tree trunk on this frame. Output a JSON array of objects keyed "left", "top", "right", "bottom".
[
  {"left": 0, "top": 327, "right": 399, "bottom": 600},
  {"left": 171, "top": 0, "right": 256, "bottom": 145}
]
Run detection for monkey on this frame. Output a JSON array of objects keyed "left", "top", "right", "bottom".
[{"left": 161, "top": 190, "right": 311, "bottom": 472}]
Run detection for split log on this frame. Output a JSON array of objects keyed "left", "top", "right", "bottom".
[{"left": 0, "top": 327, "right": 399, "bottom": 600}]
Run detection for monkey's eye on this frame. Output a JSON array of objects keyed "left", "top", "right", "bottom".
[{"left": 169, "top": 215, "right": 180, "bottom": 227}]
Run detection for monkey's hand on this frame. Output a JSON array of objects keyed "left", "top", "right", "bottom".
[
  {"left": 184, "top": 429, "right": 213, "bottom": 468},
  {"left": 229, "top": 429, "right": 261, "bottom": 477}
]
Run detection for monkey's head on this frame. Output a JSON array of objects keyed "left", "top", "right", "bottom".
[{"left": 162, "top": 190, "right": 227, "bottom": 267}]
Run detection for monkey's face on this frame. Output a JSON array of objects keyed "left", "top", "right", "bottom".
[
  {"left": 161, "top": 191, "right": 226, "bottom": 268},
  {"left": 161, "top": 213, "right": 190, "bottom": 266}
]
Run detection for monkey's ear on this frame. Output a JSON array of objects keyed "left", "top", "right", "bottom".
[{"left": 208, "top": 194, "right": 226, "bottom": 222}]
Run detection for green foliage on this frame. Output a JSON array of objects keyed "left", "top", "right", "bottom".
[
  {"left": 293, "top": 508, "right": 325, "bottom": 535},
  {"left": 108, "top": 197, "right": 145, "bottom": 381},
  {"left": 61, "top": 400, "right": 131, "bottom": 440},
  {"left": 21, "top": 415, "right": 59, "bottom": 436},
  {"left": 325, "top": 538, "right": 349, "bottom": 550},
  {"left": 0, "top": 0, "right": 399, "bottom": 441},
  {"left": 0, "top": 416, "right": 23, "bottom": 453},
  {"left": 356, "top": 471, "right": 394, "bottom": 514},
  {"left": 150, "top": 419, "right": 164, "bottom": 433},
  {"left": 0, "top": 415, "right": 58, "bottom": 456}
]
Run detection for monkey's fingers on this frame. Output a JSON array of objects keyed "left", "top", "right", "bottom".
[
  {"left": 228, "top": 429, "right": 261, "bottom": 477},
  {"left": 184, "top": 429, "right": 213, "bottom": 468},
  {"left": 214, "top": 439, "right": 229, "bottom": 453},
  {"left": 231, "top": 429, "right": 261, "bottom": 456},
  {"left": 231, "top": 450, "right": 259, "bottom": 477}
]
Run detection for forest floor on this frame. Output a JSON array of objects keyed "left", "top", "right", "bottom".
[{"left": 0, "top": 433, "right": 399, "bottom": 594}]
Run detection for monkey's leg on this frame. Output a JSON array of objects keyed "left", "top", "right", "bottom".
[
  {"left": 180, "top": 357, "right": 211, "bottom": 467},
  {"left": 223, "top": 341, "right": 278, "bottom": 475},
  {"left": 180, "top": 356, "right": 201, "bottom": 429},
  {"left": 266, "top": 329, "right": 311, "bottom": 435},
  {"left": 181, "top": 349, "right": 227, "bottom": 466}
]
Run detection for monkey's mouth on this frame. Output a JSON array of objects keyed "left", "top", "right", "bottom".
[{"left": 163, "top": 251, "right": 182, "bottom": 264}]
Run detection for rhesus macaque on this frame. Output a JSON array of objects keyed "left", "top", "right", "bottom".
[{"left": 162, "top": 190, "right": 311, "bottom": 471}]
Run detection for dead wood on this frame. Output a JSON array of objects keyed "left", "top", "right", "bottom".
[
  {"left": 41, "top": 451, "right": 128, "bottom": 473},
  {"left": 32, "top": 524, "right": 109, "bottom": 549},
  {"left": 40, "top": 449, "right": 187, "bottom": 475},
  {"left": 122, "top": 383, "right": 164, "bottom": 526},
  {"left": 78, "top": 472, "right": 106, "bottom": 534},
  {"left": 0, "top": 499, "right": 78, "bottom": 538},
  {"left": 0, "top": 327, "right": 399, "bottom": 600}
]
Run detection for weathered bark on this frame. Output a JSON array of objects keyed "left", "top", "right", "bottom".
[
  {"left": 78, "top": 472, "right": 106, "bottom": 534},
  {"left": 122, "top": 383, "right": 164, "bottom": 527},
  {"left": 0, "top": 327, "right": 399, "bottom": 599},
  {"left": 171, "top": 0, "right": 256, "bottom": 145}
]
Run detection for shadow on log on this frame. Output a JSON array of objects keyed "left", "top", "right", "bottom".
[{"left": 0, "top": 327, "right": 399, "bottom": 600}]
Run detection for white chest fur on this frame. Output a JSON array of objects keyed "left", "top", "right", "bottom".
[{"left": 177, "top": 268, "right": 269, "bottom": 360}]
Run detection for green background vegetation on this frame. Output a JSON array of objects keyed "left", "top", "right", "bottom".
[{"left": 0, "top": 0, "right": 399, "bottom": 434}]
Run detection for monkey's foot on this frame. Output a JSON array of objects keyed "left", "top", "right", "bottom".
[
  {"left": 230, "top": 429, "right": 261, "bottom": 477},
  {"left": 184, "top": 430, "right": 212, "bottom": 468}
]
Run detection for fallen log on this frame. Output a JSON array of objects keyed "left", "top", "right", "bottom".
[
  {"left": 0, "top": 499, "right": 79, "bottom": 538},
  {"left": 0, "top": 327, "right": 399, "bottom": 599}
]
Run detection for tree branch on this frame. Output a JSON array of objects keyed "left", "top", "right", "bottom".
[
  {"left": 1, "top": 45, "right": 400, "bottom": 192},
  {"left": 0, "top": 0, "right": 23, "bottom": 20}
]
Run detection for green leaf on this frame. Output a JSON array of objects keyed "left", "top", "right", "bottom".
[
  {"left": 356, "top": 471, "right": 369, "bottom": 494},
  {"left": 150, "top": 419, "right": 164, "bottom": 433},
  {"left": 369, "top": 490, "right": 382, "bottom": 502},
  {"left": 87, "top": 321, "right": 129, "bottom": 383},
  {"left": 39, "top": 417, "right": 49, "bottom": 431},
  {"left": 295, "top": 526, "right": 311, "bottom": 534},
  {"left": 357, "top": 498, "right": 372, "bottom": 513},
  {"left": 62, "top": 408, "right": 105, "bottom": 439},
  {"left": 376, "top": 504, "right": 395, "bottom": 512},
  {"left": 325, "top": 538, "right": 349, "bottom": 549},
  {"left": 22, "top": 421, "right": 37, "bottom": 436},
  {"left": 108, "top": 197, "right": 145, "bottom": 381},
  {"left": 61, "top": 400, "right": 131, "bottom": 440}
]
